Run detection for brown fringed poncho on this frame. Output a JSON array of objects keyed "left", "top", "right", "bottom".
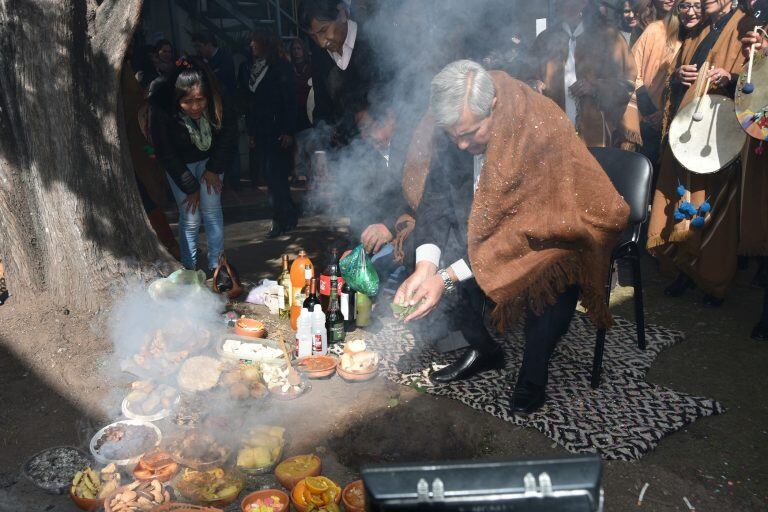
[{"left": 399, "top": 71, "right": 630, "bottom": 328}]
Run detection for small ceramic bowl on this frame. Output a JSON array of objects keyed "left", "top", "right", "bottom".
[
  {"left": 274, "top": 455, "right": 322, "bottom": 490},
  {"left": 337, "top": 365, "right": 378, "bottom": 382},
  {"left": 295, "top": 355, "right": 338, "bottom": 379},
  {"left": 342, "top": 480, "right": 366, "bottom": 512},
  {"left": 290, "top": 479, "right": 341, "bottom": 512},
  {"left": 68, "top": 488, "right": 101, "bottom": 511},
  {"left": 240, "top": 489, "right": 289, "bottom": 512},
  {"left": 234, "top": 318, "right": 267, "bottom": 338}
]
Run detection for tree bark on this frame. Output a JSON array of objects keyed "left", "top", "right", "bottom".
[{"left": 0, "top": 0, "right": 175, "bottom": 310}]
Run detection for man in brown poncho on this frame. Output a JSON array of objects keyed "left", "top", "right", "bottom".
[{"left": 393, "top": 60, "right": 629, "bottom": 413}]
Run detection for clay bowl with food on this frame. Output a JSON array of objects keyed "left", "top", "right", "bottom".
[
  {"left": 336, "top": 364, "right": 378, "bottom": 382},
  {"left": 342, "top": 480, "right": 366, "bottom": 512},
  {"left": 163, "top": 431, "right": 232, "bottom": 471},
  {"left": 290, "top": 477, "right": 342, "bottom": 512},
  {"left": 102, "top": 479, "right": 173, "bottom": 512},
  {"left": 175, "top": 466, "right": 246, "bottom": 508},
  {"left": 122, "top": 385, "right": 180, "bottom": 423},
  {"left": 274, "top": 455, "right": 322, "bottom": 491},
  {"left": 68, "top": 489, "right": 101, "bottom": 511},
  {"left": 133, "top": 449, "right": 179, "bottom": 483},
  {"left": 240, "top": 489, "right": 289, "bottom": 512},
  {"left": 295, "top": 355, "right": 338, "bottom": 379},
  {"left": 234, "top": 318, "right": 267, "bottom": 338},
  {"left": 150, "top": 504, "right": 223, "bottom": 512},
  {"left": 90, "top": 420, "right": 162, "bottom": 467}
]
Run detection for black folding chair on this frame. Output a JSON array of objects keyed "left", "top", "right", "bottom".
[{"left": 588, "top": 147, "right": 654, "bottom": 389}]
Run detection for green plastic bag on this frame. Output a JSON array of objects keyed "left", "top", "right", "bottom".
[{"left": 339, "top": 244, "right": 379, "bottom": 296}]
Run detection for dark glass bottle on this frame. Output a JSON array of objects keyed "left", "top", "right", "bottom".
[
  {"left": 302, "top": 277, "right": 320, "bottom": 312},
  {"left": 325, "top": 276, "right": 346, "bottom": 344},
  {"left": 341, "top": 281, "right": 356, "bottom": 331},
  {"left": 319, "top": 247, "right": 339, "bottom": 313}
]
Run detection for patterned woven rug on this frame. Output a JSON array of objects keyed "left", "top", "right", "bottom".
[{"left": 343, "top": 314, "right": 724, "bottom": 461}]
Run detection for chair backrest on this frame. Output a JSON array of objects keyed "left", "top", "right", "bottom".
[{"left": 588, "top": 147, "right": 653, "bottom": 225}]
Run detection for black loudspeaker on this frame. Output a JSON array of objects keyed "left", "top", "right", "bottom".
[{"left": 361, "top": 454, "right": 603, "bottom": 512}]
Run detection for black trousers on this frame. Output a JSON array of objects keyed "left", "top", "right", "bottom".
[
  {"left": 256, "top": 138, "right": 297, "bottom": 226},
  {"left": 461, "top": 284, "right": 580, "bottom": 388}
]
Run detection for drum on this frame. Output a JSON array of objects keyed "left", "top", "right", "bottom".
[
  {"left": 669, "top": 94, "right": 747, "bottom": 174},
  {"left": 735, "top": 49, "right": 768, "bottom": 142}
]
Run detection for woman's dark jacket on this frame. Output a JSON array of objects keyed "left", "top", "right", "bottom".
[
  {"left": 148, "top": 85, "right": 238, "bottom": 195},
  {"left": 237, "top": 57, "right": 297, "bottom": 139}
]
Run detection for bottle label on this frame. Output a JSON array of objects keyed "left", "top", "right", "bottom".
[
  {"left": 277, "top": 285, "right": 286, "bottom": 308},
  {"left": 319, "top": 275, "right": 344, "bottom": 296},
  {"left": 294, "top": 290, "right": 306, "bottom": 305},
  {"left": 340, "top": 292, "right": 349, "bottom": 320},
  {"left": 312, "top": 333, "right": 323, "bottom": 354},
  {"left": 329, "top": 323, "right": 345, "bottom": 342}
]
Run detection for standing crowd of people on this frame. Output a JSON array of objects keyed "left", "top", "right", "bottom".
[{"left": 107, "top": 0, "right": 768, "bottom": 413}]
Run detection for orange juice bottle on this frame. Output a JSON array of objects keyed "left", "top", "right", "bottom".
[{"left": 290, "top": 251, "right": 314, "bottom": 329}]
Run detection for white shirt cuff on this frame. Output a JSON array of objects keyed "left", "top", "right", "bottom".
[
  {"left": 416, "top": 244, "right": 441, "bottom": 268},
  {"left": 449, "top": 259, "right": 473, "bottom": 282}
]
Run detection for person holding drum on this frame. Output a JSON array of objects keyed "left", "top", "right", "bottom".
[
  {"left": 624, "top": 0, "right": 704, "bottom": 166},
  {"left": 647, "top": 0, "right": 757, "bottom": 307},
  {"left": 738, "top": 3, "right": 768, "bottom": 339}
]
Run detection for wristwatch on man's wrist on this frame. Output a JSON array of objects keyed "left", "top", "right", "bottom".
[{"left": 437, "top": 268, "right": 457, "bottom": 295}]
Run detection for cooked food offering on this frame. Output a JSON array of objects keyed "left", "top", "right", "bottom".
[
  {"left": 124, "top": 381, "right": 178, "bottom": 417},
  {"left": 274, "top": 455, "right": 321, "bottom": 490},
  {"left": 220, "top": 365, "right": 268, "bottom": 400},
  {"left": 177, "top": 356, "right": 221, "bottom": 392},
  {"left": 247, "top": 493, "right": 287, "bottom": 512},
  {"left": 344, "top": 339, "right": 367, "bottom": 354},
  {"left": 165, "top": 431, "right": 230, "bottom": 469},
  {"left": 70, "top": 464, "right": 120, "bottom": 500},
  {"left": 176, "top": 467, "right": 245, "bottom": 503},
  {"left": 236, "top": 425, "right": 285, "bottom": 471},
  {"left": 94, "top": 423, "right": 159, "bottom": 462},
  {"left": 132, "top": 448, "right": 178, "bottom": 482},
  {"left": 291, "top": 476, "right": 342, "bottom": 512},
  {"left": 124, "top": 324, "right": 212, "bottom": 374},
  {"left": 296, "top": 356, "right": 336, "bottom": 373},
  {"left": 263, "top": 362, "right": 304, "bottom": 396},
  {"left": 24, "top": 446, "right": 91, "bottom": 493},
  {"left": 339, "top": 351, "right": 379, "bottom": 373},
  {"left": 221, "top": 339, "right": 283, "bottom": 362},
  {"left": 343, "top": 480, "right": 365, "bottom": 512},
  {"left": 104, "top": 479, "right": 171, "bottom": 512},
  {"left": 171, "top": 396, "right": 206, "bottom": 427}
]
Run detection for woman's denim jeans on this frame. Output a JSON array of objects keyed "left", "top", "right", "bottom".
[{"left": 167, "top": 159, "right": 224, "bottom": 271}]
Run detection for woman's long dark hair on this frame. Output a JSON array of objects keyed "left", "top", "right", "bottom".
[
  {"left": 149, "top": 55, "right": 224, "bottom": 129},
  {"left": 250, "top": 27, "right": 282, "bottom": 66}
]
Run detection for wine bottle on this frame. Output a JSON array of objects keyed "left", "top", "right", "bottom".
[
  {"left": 325, "top": 276, "right": 345, "bottom": 344},
  {"left": 303, "top": 277, "right": 320, "bottom": 312}
]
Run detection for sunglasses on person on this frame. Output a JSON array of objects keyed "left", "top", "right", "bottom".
[{"left": 677, "top": 2, "right": 702, "bottom": 12}]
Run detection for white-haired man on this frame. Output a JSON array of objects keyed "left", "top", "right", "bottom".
[{"left": 394, "top": 60, "right": 628, "bottom": 413}]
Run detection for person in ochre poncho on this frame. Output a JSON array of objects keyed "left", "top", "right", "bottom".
[
  {"left": 525, "top": 0, "right": 638, "bottom": 148},
  {"left": 393, "top": 60, "right": 629, "bottom": 414}
]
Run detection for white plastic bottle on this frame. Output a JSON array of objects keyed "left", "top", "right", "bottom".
[
  {"left": 296, "top": 308, "right": 313, "bottom": 358},
  {"left": 311, "top": 304, "right": 328, "bottom": 355}
]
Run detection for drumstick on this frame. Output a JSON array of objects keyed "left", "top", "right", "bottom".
[
  {"left": 692, "top": 65, "right": 711, "bottom": 122},
  {"left": 744, "top": 26, "right": 767, "bottom": 94}
]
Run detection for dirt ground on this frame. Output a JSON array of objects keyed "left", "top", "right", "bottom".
[{"left": 1, "top": 187, "right": 767, "bottom": 511}]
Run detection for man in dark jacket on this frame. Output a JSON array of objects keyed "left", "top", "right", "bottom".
[
  {"left": 300, "top": 0, "right": 384, "bottom": 146},
  {"left": 192, "top": 32, "right": 237, "bottom": 96}
]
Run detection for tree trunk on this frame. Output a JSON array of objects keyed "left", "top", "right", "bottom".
[{"left": 0, "top": 0, "right": 175, "bottom": 310}]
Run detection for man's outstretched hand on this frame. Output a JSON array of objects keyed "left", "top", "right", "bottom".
[{"left": 393, "top": 261, "right": 443, "bottom": 323}]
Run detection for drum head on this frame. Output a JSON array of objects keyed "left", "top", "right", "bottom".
[
  {"left": 735, "top": 50, "right": 768, "bottom": 142},
  {"left": 669, "top": 94, "right": 746, "bottom": 174}
]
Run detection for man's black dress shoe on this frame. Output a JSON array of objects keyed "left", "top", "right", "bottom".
[
  {"left": 510, "top": 381, "right": 546, "bottom": 414},
  {"left": 664, "top": 273, "right": 695, "bottom": 297},
  {"left": 702, "top": 294, "right": 724, "bottom": 308},
  {"left": 430, "top": 349, "right": 505, "bottom": 383},
  {"left": 751, "top": 320, "right": 768, "bottom": 341}
]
